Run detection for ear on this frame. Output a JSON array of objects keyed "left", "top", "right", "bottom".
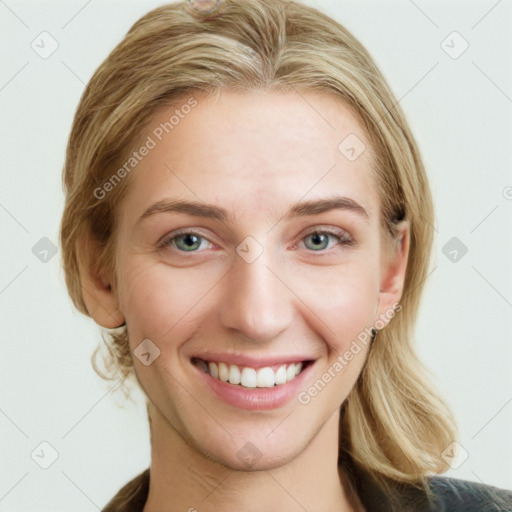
[
  {"left": 376, "top": 220, "right": 410, "bottom": 325},
  {"left": 77, "top": 233, "right": 125, "bottom": 329}
]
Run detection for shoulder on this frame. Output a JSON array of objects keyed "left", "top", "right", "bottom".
[
  {"left": 102, "top": 468, "right": 150, "bottom": 512},
  {"left": 427, "top": 475, "right": 512, "bottom": 512},
  {"left": 353, "top": 464, "right": 512, "bottom": 512},
  {"left": 101, "top": 467, "right": 512, "bottom": 512}
]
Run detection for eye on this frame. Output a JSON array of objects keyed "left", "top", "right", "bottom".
[
  {"left": 301, "top": 228, "right": 354, "bottom": 252},
  {"left": 159, "top": 231, "right": 213, "bottom": 252}
]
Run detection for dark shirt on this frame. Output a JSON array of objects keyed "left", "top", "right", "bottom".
[{"left": 103, "top": 465, "right": 512, "bottom": 512}]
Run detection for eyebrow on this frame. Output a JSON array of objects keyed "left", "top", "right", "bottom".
[
  {"left": 136, "top": 195, "right": 369, "bottom": 225},
  {"left": 286, "top": 196, "right": 368, "bottom": 220}
]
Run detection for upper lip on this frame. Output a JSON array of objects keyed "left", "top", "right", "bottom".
[{"left": 191, "top": 352, "right": 315, "bottom": 369}]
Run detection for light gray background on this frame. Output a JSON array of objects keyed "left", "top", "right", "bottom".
[{"left": 0, "top": 0, "right": 511, "bottom": 510}]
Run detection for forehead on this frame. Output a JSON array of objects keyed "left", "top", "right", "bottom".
[{"left": 118, "top": 89, "right": 378, "bottom": 226}]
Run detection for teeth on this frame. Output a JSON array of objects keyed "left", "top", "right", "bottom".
[
  {"left": 241, "top": 367, "right": 257, "bottom": 388},
  {"left": 256, "top": 367, "right": 274, "bottom": 387},
  {"left": 196, "top": 359, "right": 306, "bottom": 388},
  {"left": 218, "top": 362, "right": 229, "bottom": 382},
  {"left": 228, "top": 364, "right": 241, "bottom": 385},
  {"left": 197, "top": 359, "right": 209, "bottom": 373},
  {"left": 275, "top": 365, "right": 287, "bottom": 385},
  {"left": 208, "top": 361, "right": 219, "bottom": 379}
]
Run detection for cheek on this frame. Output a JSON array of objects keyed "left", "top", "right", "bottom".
[
  {"left": 116, "top": 258, "right": 220, "bottom": 345},
  {"left": 292, "top": 260, "right": 379, "bottom": 347}
]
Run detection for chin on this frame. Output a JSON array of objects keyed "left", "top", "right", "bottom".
[{"left": 198, "top": 436, "right": 305, "bottom": 472}]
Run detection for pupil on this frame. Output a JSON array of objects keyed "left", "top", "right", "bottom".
[
  {"left": 178, "top": 234, "right": 200, "bottom": 250},
  {"left": 184, "top": 234, "right": 198, "bottom": 246},
  {"left": 306, "top": 233, "right": 329, "bottom": 250},
  {"left": 312, "top": 234, "right": 322, "bottom": 245}
]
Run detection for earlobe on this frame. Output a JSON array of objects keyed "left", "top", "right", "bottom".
[
  {"left": 376, "top": 220, "right": 410, "bottom": 325},
  {"left": 77, "top": 234, "right": 125, "bottom": 329}
]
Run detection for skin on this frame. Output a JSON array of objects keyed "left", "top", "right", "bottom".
[{"left": 80, "top": 89, "right": 409, "bottom": 512}]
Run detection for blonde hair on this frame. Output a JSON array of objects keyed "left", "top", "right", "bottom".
[{"left": 59, "top": 0, "right": 457, "bottom": 500}]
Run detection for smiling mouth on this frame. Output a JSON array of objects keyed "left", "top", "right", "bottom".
[{"left": 191, "top": 357, "right": 312, "bottom": 388}]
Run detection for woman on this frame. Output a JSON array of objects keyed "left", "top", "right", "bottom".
[{"left": 59, "top": 0, "right": 512, "bottom": 510}]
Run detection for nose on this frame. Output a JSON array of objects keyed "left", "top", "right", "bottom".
[{"left": 218, "top": 247, "right": 294, "bottom": 343}]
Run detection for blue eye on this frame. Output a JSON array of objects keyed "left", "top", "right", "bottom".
[
  {"left": 302, "top": 230, "right": 353, "bottom": 251},
  {"left": 304, "top": 232, "right": 331, "bottom": 251},
  {"left": 159, "top": 228, "right": 353, "bottom": 255},
  {"left": 161, "top": 232, "right": 210, "bottom": 252},
  {"left": 175, "top": 233, "right": 202, "bottom": 251}
]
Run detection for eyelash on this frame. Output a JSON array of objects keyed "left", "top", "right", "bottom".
[{"left": 157, "top": 227, "right": 354, "bottom": 254}]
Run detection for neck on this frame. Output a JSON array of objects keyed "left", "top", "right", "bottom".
[{"left": 142, "top": 404, "right": 363, "bottom": 512}]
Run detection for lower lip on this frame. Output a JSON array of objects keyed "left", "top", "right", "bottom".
[{"left": 192, "top": 361, "right": 314, "bottom": 410}]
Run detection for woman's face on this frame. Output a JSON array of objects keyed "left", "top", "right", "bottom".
[{"left": 109, "top": 90, "right": 407, "bottom": 470}]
